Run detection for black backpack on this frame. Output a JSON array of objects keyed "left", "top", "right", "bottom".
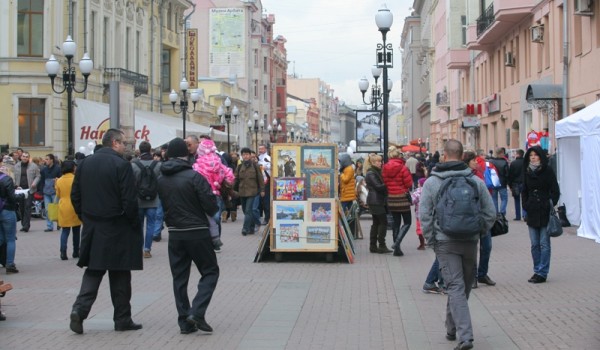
[
  {"left": 433, "top": 173, "right": 483, "bottom": 239},
  {"left": 134, "top": 160, "right": 159, "bottom": 201}
]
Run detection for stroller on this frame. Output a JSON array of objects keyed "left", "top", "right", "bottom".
[{"left": 31, "top": 192, "right": 46, "bottom": 219}]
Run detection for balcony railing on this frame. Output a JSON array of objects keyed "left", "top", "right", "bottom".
[
  {"left": 104, "top": 68, "right": 148, "bottom": 97},
  {"left": 476, "top": 3, "right": 495, "bottom": 37}
]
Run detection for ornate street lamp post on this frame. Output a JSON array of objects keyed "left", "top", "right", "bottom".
[
  {"left": 247, "top": 111, "right": 263, "bottom": 151},
  {"left": 269, "top": 118, "right": 282, "bottom": 143},
  {"left": 217, "top": 97, "right": 239, "bottom": 154},
  {"left": 375, "top": 4, "right": 394, "bottom": 163},
  {"left": 169, "top": 78, "right": 200, "bottom": 139},
  {"left": 358, "top": 66, "right": 393, "bottom": 111},
  {"left": 46, "top": 35, "right": 93, "bottom": 156}
]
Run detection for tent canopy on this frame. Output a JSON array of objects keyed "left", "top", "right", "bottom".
[{"left": 555, "top": 99, "right": 600, "bottom": 243}]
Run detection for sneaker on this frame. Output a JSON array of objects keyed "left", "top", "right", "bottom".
[
  {"left": 422, "top": 283, "right": 442, "bottom": 294},
  {"left": 528, "top": 274, "right": 546, "bottom": 283},
  {"left": 214, "top": 246, "right": 221, "bottom": 253},
  {"left": 454, "top": 340, "right": 474, "bottom": 350},
  {"left": 143, "top": 251, "right": 152, "bottom": 258},
  {"left": 6, "top": 265, "right": 19, "bottom": 274}
]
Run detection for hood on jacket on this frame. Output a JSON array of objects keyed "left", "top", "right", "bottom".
[
  {"left": 430, "top": 160, "right": 471, "bottom": 179},
  {"left": 339, "top": 153, "right": 353, "bottom": 169},
  {"left": 523, "top": 146, "right": 548, "bottom": 170},
  {"left": 160, "top": 158, "right": 192, "bottom": 176}
]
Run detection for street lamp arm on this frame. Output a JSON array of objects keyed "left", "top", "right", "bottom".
[
  {"left": 48, "top": 76, "right": 68, "bottom": 95},
  {"left": 71, "top": 75, "right": 90, "bottom": 94}
]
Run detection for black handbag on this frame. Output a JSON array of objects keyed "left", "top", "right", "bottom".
[
  {"left": 548, "top": 201, "right": 563, "bottom": 238},
  {"left": 491, "top": 213, "right": 509, "bottom": 237}
]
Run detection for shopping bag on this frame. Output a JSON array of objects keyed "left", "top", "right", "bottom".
[{"left": 47, "top": 203, "right": 59, "bottom": 222}]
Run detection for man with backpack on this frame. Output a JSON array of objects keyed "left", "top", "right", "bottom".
[
  {"left": 131, "top": 141, "right": 161, "bottom": 258},
  {"left": 420, "top": 140, "right": 496, "bottom": 350}
]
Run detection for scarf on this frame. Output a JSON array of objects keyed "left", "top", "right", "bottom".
[{"left": 528, "top": 162, "right": 541, "bottom": 172}]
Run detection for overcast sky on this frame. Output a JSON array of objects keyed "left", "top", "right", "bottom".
[{"left": 261, "top": 0, "right": 412, "bottom": 107}]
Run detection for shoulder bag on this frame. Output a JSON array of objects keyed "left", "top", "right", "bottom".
[{"left": 547, "top": 200, "right": 563, "bottom": 238}]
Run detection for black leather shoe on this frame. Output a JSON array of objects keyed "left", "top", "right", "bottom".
[
  {"left": 180, "top": 325, "right": 198, "bottom": 334},
  {"left": 70, "top": 311, "right": 83, "bottom": 334},
  {"left": 478, "top": 275, "right": 496, "bottom": 286},
  {"left": 446, "top": 333, "right": 457, "bottom": 341},
  {"left": 530, "top": 274, "right": 546, "bottom": 284},
  {"left": 472, "top": 279, "right": 478, "bottom": 289},
  {"left": 114, "top": 320, "right": 143, "bottom": 331},
  {"left": 186, "top": 315, "right": 213, "bottom": 333}
]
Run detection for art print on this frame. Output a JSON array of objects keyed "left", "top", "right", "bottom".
[
  {"left": 306, "top": 225, "right": 333, "bottom": 244},
  {"left": 356, "top": 110, "right": 382, "bottom": 153},
  {"left": 273, "top": 146, "right": 300, "bottom": 177},
  {"left": 273, "top": 220, "right": 304, "bottom": 249},
  {"left": 274, "top": 177, "right": 306, "bottom": 201},
  {"left": 302, "top": 147, "right": 334, "bottom": 169},
  {"left": 307, "top": 171, "right": 333, "bottom": 198},
  {"left": 309, "top": 199, "right": 333, "bottom": 222},
  {"left": 273, "top": 201, "right": 305, "bottom": 221}
]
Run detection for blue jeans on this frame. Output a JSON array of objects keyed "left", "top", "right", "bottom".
[
  {"left": 139, "top": 207, "right": 157, "bottom": 251},
  {"left": 477, "top": 233, "right": 492, "bottom": 278},
  {"left": 44, "top": 194, "right": 56, "bottom": 230},
  {"left": 154, "top": 200, "right": 164, "bottom": 238},
  {"left": 60, "top": 226, "right": 81, "bottom": 255},
  {"left": 491, "top": 187, "right": 508, "bottom": 215},
  {"left": 528, "top": 225, "right": 551, "bottom": 278},
  {"left": 252, "top": 194, "right": 262, "bottom": 226},
  {"left": 240, "top": 196, "right": 255, "bottom": 233},
  {"left": 425, "top": 258, "right": 442, "bottom": 285},
  {"left": 212, "top": 196, "right": 224, "bottom": 237},
  {"left": 0, "top": 209, "right": 17, "bottom": 266}
]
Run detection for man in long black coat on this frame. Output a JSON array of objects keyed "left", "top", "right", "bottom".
[{"left": 69, "top": 128, "right": 143, "bottom": 334}]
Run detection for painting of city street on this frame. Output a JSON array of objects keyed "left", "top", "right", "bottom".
[
  {"left": 274, "top": 177, "right": 306, "bottom": 201},
  {"left": 302, "top": 146, "right": 334, "bottom": 169},
  {"left": 274, "top": 220, "right": 304, "bottom": 249},
  {"left": 306, "top": 225, "right": 333, "bottom": 244},
  {"left": 274, "top": 201, "right": 305, "bottom": 221},
  {"left": 356, "top": 110, "right": 382, "bottom": 153}
]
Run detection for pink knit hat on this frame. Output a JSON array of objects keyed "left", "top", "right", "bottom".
[{"left": 197, "top": 139, "right": 217, "bottom": 155}]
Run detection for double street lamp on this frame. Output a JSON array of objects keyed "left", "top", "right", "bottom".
[
  {"left": 375, "top": 5, "right": 394, "bottom": 163},
  {"left": 268, "top": 118, "right": 282, "bottom": 143},
  {"left": 169, "top": 78, "right": 200, "bottom": 139},
  {"left": 217, "top": 97, "right": 239, "bottom": 154},
  {"left": 247, "top": 111, "right": 264, "bottom": 151},
  {"left": 45, "top": 35, "right": 93, "bottom": 156},
  {"left": 358, "top": 66, "right": 393, "bottom": 111}
]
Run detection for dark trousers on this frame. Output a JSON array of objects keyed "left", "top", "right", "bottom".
[
  {"left": 72, "top": 269, "right": 132, "bottom": 324},
  {"left": 21, "top": 193, "right": 33, "bottom": 230},
  {"left": 262, "top": 180, "right": 271, "bottom": 223},
  {"left": 168, "top": 237, "right": 219, "bottom": 329}
]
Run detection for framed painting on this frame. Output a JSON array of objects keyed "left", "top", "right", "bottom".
[
  {"left": 272, "top": 145, "right": 301, "bottom": 177},
  {"left": 308, "top": 198, "right": 335, "bottom": 223},
  {"left": 274, "top": 177, "right": 306, "bottom": 201},
  {"left": 305, "top": 223, "right": 336, "bottom": 250},
  {"left": 273, "top": 220, "right": 304, "bottom": 249},
  {"left": 301, "top": 146, "right": 335, "bottom": 170},
  {"left": 306, "top": 170, "right": 334, "bottom": 199},
  {"left": 355, "top": 110, "right": 382, "bottom": 153},
  {"left": 273, "top": 201, "right": 306, "bottom": 221}
]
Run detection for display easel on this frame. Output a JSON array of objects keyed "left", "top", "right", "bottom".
[{"left": 253, "top": 143, "right": 355, "bottom": 263}]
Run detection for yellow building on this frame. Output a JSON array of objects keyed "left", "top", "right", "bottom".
[{"left": 0, "top": 0, "right": 192, "bottom": 158}]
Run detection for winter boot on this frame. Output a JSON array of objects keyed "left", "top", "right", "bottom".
[
  {"left": 60, "top": 250, "right": 68, "bottom": 261},
  {"left": 231, "top": 211, "right": 237, "bottom": 222},
  {"left": 377, "top": 225, "right": 392, "bottom": 253},
  {"left": 221, "top": 211, "right": 228, "bottom": 223},
  {"left": 417, "top": 235, "right": 425, "bottom": 250},
  {"left": 393, "top": 225, "right": 411, "bottom": 256},
  {"left": 369, "top": 225, "right": 378, "bottom": 253}
]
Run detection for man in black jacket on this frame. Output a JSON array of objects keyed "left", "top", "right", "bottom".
[
  {"left": 508, "top": 149, "right": 525, "bottom": 221},
  {"left": 158, "top": 137, "right": 219, "bottom": 335},
  {"left": 69, "top": 129, "right": 143, "bottom": 334},
  {"left": 489, "top": 147, "right": 509, "bottom": 215}
]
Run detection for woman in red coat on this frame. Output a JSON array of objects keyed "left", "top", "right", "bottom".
[{"left": 382, "top": 146, "right": 414, "bottom": 256}]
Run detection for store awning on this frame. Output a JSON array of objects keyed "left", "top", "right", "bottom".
[{"left": 526, "top": 84, "right": 562, "bottom": 102}]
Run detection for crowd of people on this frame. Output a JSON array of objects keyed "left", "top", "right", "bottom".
[{"left": 0, "top": 134, "right": 561, "bottom": 348}]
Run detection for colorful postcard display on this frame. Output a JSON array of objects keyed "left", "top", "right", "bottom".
[
  {"left": 270, "top": 144, "right": 338, "bottom": 252},
  {"left": 274, "top": 177, "right": 306, "bottom": 201}
]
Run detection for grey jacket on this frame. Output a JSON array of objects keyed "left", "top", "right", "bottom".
[{"left": 419, "top": 161, "right": 496, "bottom": 245}]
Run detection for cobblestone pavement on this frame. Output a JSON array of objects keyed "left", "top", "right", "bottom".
[{"left": 1, "top": 197, "right": 599, "bottom": 350}]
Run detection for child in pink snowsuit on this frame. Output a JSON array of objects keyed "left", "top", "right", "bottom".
[
  {"left": 193, "top": 139, "right": 235, "bottom": 249},
  {"left": 411, "top": 177, "right": 427, "bottom": 250}
]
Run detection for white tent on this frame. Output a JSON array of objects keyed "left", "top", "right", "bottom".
[
  {"left": 74, "top": 98, "right": 235, "bottom": 152},
  {"left": 555, "top": 99, "right": 600, "bottom": 243}
]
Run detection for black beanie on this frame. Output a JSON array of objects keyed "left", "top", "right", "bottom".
[{"left": 167, "top": 137, "right": 188, "bottom": 158}]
